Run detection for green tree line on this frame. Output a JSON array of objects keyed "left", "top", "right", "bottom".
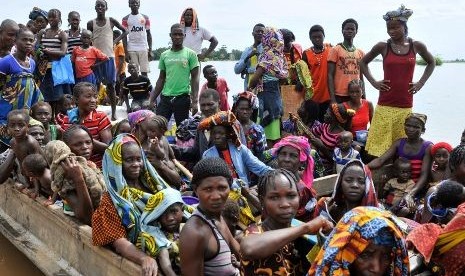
[{"left": 152, "top": 45, "right": 243, "bottom": 61}]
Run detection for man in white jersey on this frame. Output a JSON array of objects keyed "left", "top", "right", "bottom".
[{"left": 122, "top": 0, "right": 152, "bottom": 76}]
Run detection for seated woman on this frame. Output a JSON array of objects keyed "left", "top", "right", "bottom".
[
  {"left": 92, "top": 134, "right": 176, "bottom": 275},
  {"left": 200, "top": 111, "right": 272, "bottom": 188},
  {"left": 240, "top": 169, "right": 332, "bottom": 275},
  {"left": 271, "top": 135, "right": 317, "bottom": 222},
  {"left": 180, "top": 157, "right": 241, "bottom": 276},
  {"left": 291, "top": 103, "right": 354, "bottom": 175},
  {"left": 232, "top": 91, "right": 267, "bottom": 161},
  {"left": 313, "top": 159, "right": 379, "bottom": 224},
  {"left": 407, "top": 180, "right": 465, "bottom": 276},
  {"left": 343, "top": 79, "right": 373, "bottom": 145},
  {"left": 368, "top": 113, "right": 432, "bottom": 209},
  {"left": 59, "top": 82, "right": 112, "bottom": 168},
  {"left": 309, "top": 206, "right": 409, "bottom": 276}
]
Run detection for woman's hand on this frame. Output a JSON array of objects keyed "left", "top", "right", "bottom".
[
  {"left": 373, "top": 79, "right": 391, "bottom": 92},
  {"left": 408, "top": 81, "right": 424, "bottom": 94},
  {"left": 305, "top": 216, "right": 333, "bottom": 234},
  {"left": 61, "top": 156, "right": 83, "bottom": 182},
  {"left": 140, "top": 256, "right": 158, "bottom": 276}
]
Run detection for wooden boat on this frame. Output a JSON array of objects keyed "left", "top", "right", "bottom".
[{"left": 0, "top": 173, "right": 337, "bottom": 275}]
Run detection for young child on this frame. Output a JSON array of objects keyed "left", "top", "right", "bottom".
[
  {"left": 31, "top": 102, "right": 60, "bottom": 143},
  {"left": 146, "top": 115, "right": 184, "bottom": 189},
  {"left": 430, "top": 142, "right": 453, "bottom": 186},
  {"left": 111, "top": 119, "right": 131, "bottom": 138},
  {"left": 155, "top": 189, "right": 186, "bottom": 276},
  {"left": 57, "top": 94, "right": 76, "bottom": 115},
  {"left": 8, "top": 110, "right": 43, "bottom": 197},
  {"left": 382, "top": 158, "right": 416, "bottom": 217},
  {"left": 44, "top": 140, "right": 105, "bottom": 211},
  {"left": 200, "top": 65, "right": 230, "bottom": 111},
  {"left": 122, "top": 62, "right": 152, "bottom": 112},
  {"left": 71, "top": 29, "right": 108, "bottom": 85},
  {"left": 333, "top": 131, "right": 361, "bottom": 173},
  {"left": 22, "top": 153, "right": 55, "bottom": 204}
]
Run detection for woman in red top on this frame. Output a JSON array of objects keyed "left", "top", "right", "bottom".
[
  {"left": 343, "top": 79, "right": 373, "bottom": 143},
  {"left": 360, "top": 5, "right": 435, "bottom": 158}
]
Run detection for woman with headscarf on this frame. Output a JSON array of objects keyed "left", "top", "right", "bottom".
[
  {"left": 313, "top": 159, "right": 379, "bottom": 224},
  {"left": 200, "top": 111, "right": 272, "bottom": 188},
  {"left": 248, "top": 27, "right": 288, "bottom": 145},
  {"left": 232, "top": 91, "right": 266, "bottom": 160},
  {"left": 271, "top": 135, "right": 317, "bottom": 222},
  {"left": 127, "top": 109, "right": 156, "bottom": 150},
  {"left": 92, "top": 133, "right": 191, "bottom": 275},
  {"left": 29, "top": 7, "right": 48, "bottom": 36},
  {"left": 368, "top": 113, "right": 432, "bottom": 211},
  {"left": 361, "top": 5, "right": 435, "bottom": 158},
  {"left": 309, "top": 206, "right": 409, "bottom": 276}
]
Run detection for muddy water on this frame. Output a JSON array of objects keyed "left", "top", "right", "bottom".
[{"left": 0, "top": 233, "right": 44, "bottom": 276}]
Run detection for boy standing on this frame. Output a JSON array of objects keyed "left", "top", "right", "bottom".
[
  {"left": 150, "top": 23, "right": 199, "bottom": 126},
  {"left": 113, "top": 29, "right": 126, "bottom": 104},
  {"left": 122, "top": 63, "right": 152, "bottom": 112},
  {"left": 87, "top": 0, "right": 128, "bottom": 121},
  {"left": 200, "top": 65, "right": 230, "bottom": 111},
  {"left": 122, "top": 0, "right": 152, "bottom": 76},
  {"left": 71, "top": 29, "right": 108, "bottom": 85}
]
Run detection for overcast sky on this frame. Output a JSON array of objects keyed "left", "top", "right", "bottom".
[{"left": 1, "top": 0, "right": 464, "bottom": 60}]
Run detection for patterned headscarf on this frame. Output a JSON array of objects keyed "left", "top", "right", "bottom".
[
  {"left": 127, "top": 110, "right": 156, "bottom": 132},
  {"left": 180, "top": 7, "right": 199, "bottom": 33},
  {"left": 331, "top": 103, "right": 355, "bottom": 124},
  {"left": 383, "top": 5, "right": 413, "bottom": 22},
  {"left": 103, "top": 133, "right": 173, "bottom": 256},
  {"left": 272, "top": 135, "right": 315, "bottom": 189},
  {"left": 198, "top": 111, "right": 242, "bottom": 148},
  {"left": 309, "top": 206, "right": 409, "bottom": 276},
  {"left": 29, "top": 7, "right": 48, "bottom": 21},
  {"left": 332, "top": 159, "right": 379, "bottom": 209},
  {"left": 232, "top": 91, "right": 259, "bottom": 110},
  {"left": 253, "top": 27, "right": 288, "bottom": 94},
  {"left": 406, "top": 112, "right": 427, "bottom": 129}
]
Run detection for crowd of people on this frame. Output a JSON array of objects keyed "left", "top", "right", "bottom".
[{"left": 0, "top": 1, "right": 464, "bottom": 276}]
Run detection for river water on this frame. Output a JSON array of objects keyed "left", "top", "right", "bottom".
[{"left": 0, "top": 61, "right": 463, "bottom": 275}]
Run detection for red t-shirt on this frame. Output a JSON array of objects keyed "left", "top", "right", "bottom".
[
  {"left": 303, "top": 44, "right": 332, "bottom": 103},
  {"left": 72, "top": 46, "right": 108, "bottom": 78},
  {"left": 344, "top": 99, "right": 370, "bottom": 135},
  {"left": 201, "top": 77, "right": 230, "bottom": 111}
]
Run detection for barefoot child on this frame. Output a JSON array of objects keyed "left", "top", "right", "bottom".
[
  {"left": 31, "top": 102, "right": 60, "bottom": 143},
  {"left": 22, "top": 153, "right": 55, "bottom": 203},
  {"left": 146, "top": 115, "right": 184, "bottom": 189},
  {"left": 71, "top": 29, "right": 108, "bottom": 85},
  {"left": 333, "top": 131, "right": 361, "bottom": 173},
  {"left": 8, "top": 110, "right": 42, "bottom": 197},
  {"left": 201, "top": 65, "right": 230, "bottom": 111},
  {"left": 382, "top": 157, "right": 416, "bottom": 217},
  {"left": 429, "top": 142, "right": 453, "bottom": 186}
]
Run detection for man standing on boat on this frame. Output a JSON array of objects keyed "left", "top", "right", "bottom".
[
  {"left": 122, "top": 0, "right": 152, "bottom": 77},
  {"left": 150, "top": 23, "right": 200, "bottom": 125},
  {"left": 180, "top": 7, "right": 218, "bottom": 61},
  {"left": 234, "top": 23, "right": 265, "bottom": 91}
]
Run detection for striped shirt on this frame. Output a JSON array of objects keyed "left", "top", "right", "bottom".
[
  {"left": 192, "top": 209, "right": 239, "bottom": 276},
  {"left": 41, "top": 31, "right": 63, "bottom": 52},
  {"left": 122, "top": 75, "right": 152, "bottom": 100},
  {"left": 66, "top": 30, "right": 83, "bottom": 55},
  {"left": 60, "top": 110, "right": 111, "bottom": 168}
]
